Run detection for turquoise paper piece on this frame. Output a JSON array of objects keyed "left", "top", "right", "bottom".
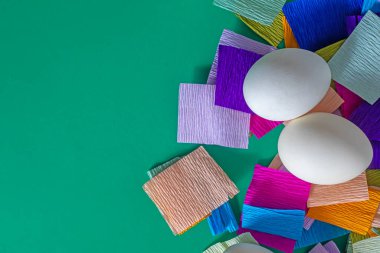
[
  {"left": 147, "top": 157, "right": 181, "bottom": 179},
  {"left": 213, "top": 0, "right": 286, "bottom": 25},
  {"left": 362, "top": 0, "right": 380, "bottom": 14},
  {"left": 207, "top": 202, "right": 238, "bottom": 236},
  {"left": 329, "top": 11, "right": 380, "bottom": 104}
]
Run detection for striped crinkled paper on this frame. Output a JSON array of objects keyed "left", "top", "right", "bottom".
[
  {"left": 283, "top": 15, "right": 299, "bottom": 48},
  {"left": 335, "top": 82, "right": 363, "bottom": 119},
  {"left": 370, "top": 141, "right": 380, "bottom": 169},
  {"left": 350, "top": 99, "right": 380, "bottom": 142},
  {"left": 295, "top": 220, "right": 349, "bottom": 249},
  {"left": 177, "top": 84, "right": 250, "bottom": 149},
  {"left": 346, "top": 15, "right": 363, "bottom": 35},
  {"left": 329, "top": 11, "right": 380, "bottom": 104},
  {"left": 307, "top": 87, "right": 344, "bottom": 114},
  {"left": 362, "top": 0, "right": 380, "bottom": 14},
  {"left": 304, "top": 217, "right": 315, "bottom": 230},
  {"left": 238, "top": 12, "right": 284, "bottom": 47},
  {"left": 307, "top": 188, "right": 380, "bottom": 235},
  {"left": 282, "top": 0, "right": 362, "bottom": 51},
  {"left": 249, "top": 114, "right": 282, "bottom": 139},
  {"left": 213, "top": 0, "right": 286, "bottom": 25},
  {"left": 309, "top": 241, "right": 340, "bottom": 253},
  {"left": 315, "top": 40, "right": 345, "bottom": 62},
  {"left": 147, "top": 157, "right": 181, "bottom": 179},
  {"left": 309, "top": 243, "right": 329, "bottom": 253},
  {"left": 203, "top": 232, "right": 258, "bottom": 253},
  {"left": 143, "top": 146, "right": 239, "bottom": 235},
  {"left": 352, "top": 236, "right": 380, "bottom": 253},
  {"left": 207, "top": 29, "right": 275, "bottom": 85}
]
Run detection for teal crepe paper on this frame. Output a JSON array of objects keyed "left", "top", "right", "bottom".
[
  {"left": 328, "top": 11, "right": 380, "bottom": 104},
  {"left": 213, "top": 0, "right": 286, "bottom": 25},
  {"left": 147, "top": 157, "right": 181, "bottom": 179},
  {"left": 207, "top": 202, "right": 238, "bottom": 236},
  {"left": 362, "top": 0, "right": 380, "bottom": 14},
  {"left": 242, "top": 205, "right": 305, "bottom": 240}
]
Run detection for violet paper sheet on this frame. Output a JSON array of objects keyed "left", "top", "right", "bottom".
[{"left": 177, "top": 84, "right": 250, "bottom": 149}]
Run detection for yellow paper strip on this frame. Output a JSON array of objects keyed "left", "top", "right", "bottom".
[{"left": 315, "top": 40, "right": 345, "bottom": 62}]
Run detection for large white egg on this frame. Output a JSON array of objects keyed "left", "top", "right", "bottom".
[
  {"left": 224, "top": 243, "right": 273, "bottom": 253},
  {"left": 278, "top": 113, "right": 373, "bottom": 185},
  {"left": 243, "top": 48, "right": 331, "bottom": 121}
]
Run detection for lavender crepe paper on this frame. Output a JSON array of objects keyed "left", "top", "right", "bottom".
[
  {"left": 304, "top": 217, "right": 315, "bottom": 230},
  {"left": 207, "top": 29, "right": 275, "bottom": 85},
  {"left": 349, "top": 99, "right": 380, "bottom": 141},
  {"left": 324, "top": 241, "right": 341, "bottom": 253},
  {"left": 309, "top": 243, "right": 329, "bottom": 253},
  {"left": 215, "top": 45, "right": 263, "bottom": 113}
]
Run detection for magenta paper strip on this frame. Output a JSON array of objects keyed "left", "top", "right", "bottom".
[
  {"left": 335, "top": 82, "right": 363, "bottom": 118},
  {"left": 250, "top": 114, "right": 283, "bottom": 139}
]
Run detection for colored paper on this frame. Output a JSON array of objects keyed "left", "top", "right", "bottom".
[
  {"left": 295, "top": 220, "right": 350, "bottom": 249},
  {"left": 324, "top": 241, "right": 341, "bottom": 253},
  {"left": 335, "top": 82, "right": 363, "bottom": 118},
  {"left": 238, "top": 12, "right": 284, "bottom": 47},
  {"left": 208, "top": 29, "right": 275, "bottom": 85},
  {"left": 207, "top": 202, "right": 238, "bottom": 236},
  {"left": 307, "top": 87, "right": 344, "bottom": 114},
  {"left": 268, "top": 154, "right": 282, "bottom": 169},
  {"left": 244, "top": 165, "right": 311, "bottom": 210},
  {"left": 315, "top": 40, "right": 345, "bottom": 62},
  {"left": 307, "top": 173, "right": 369, "bottom": 207},
  {"left": 177, "top": 84, "right": 250, "bottom": 149},
  {"left": 307, "top": 188, "right": 380, "bottom": 235},
  {"left": 329, "top": 11, "right": 380, "bottom": 104},
  {"left": 350, "top": 99, "right": 380, "bottom": 141},
  {"left": 215, "top": 45, "right": 262, "bottom": 113},
  {"left": 370, "top": 141, "right": 380, "bottom": 169},
  {"left": 367, "top": 170, "right": 380, "bottom": 186},
  {"left": 362, "top": 0, "right": 380, "bottom": 14},
  {"left": 213, "top": 0, "right": 286, "bottom": 25},
  {"left": 143, "top": 146, "right": 239, "bottom": 235},
  {"left": 203, "top": 232, "right": 258, "bottom": 253},
  {"left": 309, "top": 243, "right": 329, "bottom": 253},
  {"left": 147, "top": 157, "right": 181, "bottom": 179},
  {"left": 346, "top": 15, "right": 362, "bottom": 35},
  {"left": 283, "top": 15, "right": 299, "bottom": 48},
  {"left": 352, "top": 236, "right": 380, "bottom": 253},
  {"left": 283, "top": 0, "right": 362, "bottom": 51},
  {"left": 249, "top": 114, "right": 282, "bottom": 139},
  {"left": 304, "top": 217, "right": 315, "bottom": 230}
]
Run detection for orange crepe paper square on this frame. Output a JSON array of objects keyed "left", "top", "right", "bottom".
[
  {"left": 143, "top": 146, "right": 239, "bottom": 235},
  {"left": 307, "top": 173, "right": 369, "bottom": 207},
  {"left": 307, "top": 188, "right": 380, "bottom": 235},
  {"left": 283, "top": 16, "right": 299, "bottom": 48}
]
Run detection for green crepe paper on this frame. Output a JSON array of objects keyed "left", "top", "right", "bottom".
[
  {"left": 203, "top": 233, "right": 258, "bottom": 253},
  {"left": 147, "top": 157, "right": 181, "bottom": 179},
  {"left": 352, "top": 236, "right": 380, "bottom": 252},
  {"left": 329, "top": 11, "right": 380, "bottom": 104}
]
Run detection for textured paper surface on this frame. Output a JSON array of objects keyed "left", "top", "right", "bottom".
[
  {"left": 283, "top": 0, "right": 362, "bottom": 51},
  {"left": 203, "top": 232, "right": 258, "bottom": 253},
  {"left": 307, "top": 87, "right": 344, "bottom": 114},
  {"left": 346, "top": 15, "right": 362, "bottom": 35},
  {"left": 238, "top": 12, "right": 284, "bottom": 46},
  {"left": 329, "top": 11, "right": 380, "bottom": 104},
  {"left": 309, "top": 243, "right": 329, "bottom": 253},
  {"left": 367, "top": 170, "right": 380, "bottom": 187},
  {"left": 362, "top": 0, "right": 380, "bottom": 14},
  {"left": 315, "top": 40, "right": 345, "bottom": 62},
  {"left": 307, "top": 172, "right": 369, "bottom": 207},
  {"left": 208, "top": 29, "right": 275, "bottom": 85},
  {"left": 215, "top": 45, "right": 263, "bottom": 113},
  {"left": 295, "top": 220, "right": 349, "bottom": 249},
  {"left": 249, "top": 114, "right": 282, "bottom": 139},
  {"left": 307, "top": 188, "right": 380, "bottom": 235},
  {"left": 370, "top": 141, "right": 380, "bottom": 169},
  {"left": 242, "top": 205, "right": 304, "bottom": 240},
  {"left": 268, "top": 154, "right": 282, "bottom": 169},
  {"left": 213, "top": 0, "right": 286, "bottom": 25},
  {"left": 324, "top": 241, "right": 341, "bottom": 253},
  {"left": 207, "top": 202, "right": 238, "bottom": 236},
  {"left": 335, "top": 82, "right": 363, "bottom": 118},
  {"left": 283, "top": 15, "right": 299, "bottom": 48},
  {"left": 304, "top": 217, "right": 315, "bottom": 230},
  {"left": 352, "top": 236, "right": 380, "bottom": 253},
  {"left": 143, "top": 146, "right": 239, "bottom": 235},
  {"left": 147, "top": 157, "right": 181, "bottom": 179},
  {"left": 177, "top": 84, "right": 250, "bottom": 149},
  {"left": 350, "top": 99, "right": 380, "bottom": 142}
]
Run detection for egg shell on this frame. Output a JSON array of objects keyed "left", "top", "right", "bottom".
[
  {"left": 243, "top": 48, "right": 331, "bottom": 121},
  {"left": 224, "top": 243, "right": 273, "bottom": 253},
  {"left": 278, "top": 112, "right": 373, "bottom": 185}
]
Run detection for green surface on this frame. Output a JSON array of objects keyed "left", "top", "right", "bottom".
[{"left": 0, "top": 0, "right": 347, "bottom": 252}]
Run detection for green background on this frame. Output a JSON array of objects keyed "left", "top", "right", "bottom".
[{"left": 0, "top": 0, "right": 347, "bottom": 252}]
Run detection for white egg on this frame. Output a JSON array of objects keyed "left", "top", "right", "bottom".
[
  {"left": 243, "top": 48, "right": 331, "bottom": 121},
  {"left": 224, "top": 243, "right": 273, "bottom": 253},
  {"left": 278, "top": 113, "right": 373, "bottom": 185}
]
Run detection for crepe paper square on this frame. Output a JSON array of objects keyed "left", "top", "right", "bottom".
[
  {"left": 370, "top": 141, "right": 380, "bottom": 169},
  {"left": 283, "top": 0, "right": 362, "bottom": 51},
  {"left": 268, "top": 154, "right": 282, "bottom": 169},
  {"left": 346, "top": 237, "right": 354, "bottom": 253},
  {"left": 143, "top": 146, "right": 239, "bottom": 235},
  {"left": 315, "top": 40, "right": 345, "bottom": 62},
  {"left": 207, "top": 30, "right": 275, "bottom": 85},
  {"left": 238, "top": 228, "right": 296, "bottom": 253},
  {"left": 324, "top": 241, "right": 340, "bottom": 253},
  {"left": 203, "top": 232, "right": 258, "bottom": 253},
  {"left": 335, "top": 82, "right": 363, "bottom": 119},
  {"left": 367, "top": 170, "right": 380, "bottom": 187},
  {"left": 245, "top": 165, "right": 311, "bottom": 210},
  {"left": 207, "top": 202, "right": 238, "bottom": 236},
  {"left": 295, "top": 220, "right": 350, "bottom": 249},
  {"left": 242, "top": 205, "right": 305, "bottom": 240},
  {"left": 362, "top": 0, "right": 380, "bottom": 14},
  {"left": 352, "top": 236, "right": 380, "bottom": 253},
  {"left": 215, "top": 45, "right": 263, "bottom": 113},
  {"left": 307, "top": 172, "right": 369, "bottom": 207},
  {"left": 304, "top": 217, "right": 315, "bottom": 230},
  {"left": 309, "top": 243, "right": 329, "bottom": 253},
  {"left": 238, "top": 12, "right": 284, "bottom": 47},
  {"left": 329, "top": 11, "right": 380, "bottom": 104},
  {"left": 249, "top": 114, "right": 283, "bottom": 139},
  {"left": 177, "top": 84, "right": 250, "bottom": 149},
  {"left": 307, "top": 87, "right": 344, "bottom": 114},
  {"left": 213, "top": 0, "right": 286, "bottom": 25},
  {"left": 147, "top": 157, "right": 181, "bottom": 179},
  {"left": 283, "top": 15, "right": 299, "bottom": 48},
  {"left": 307, "top": 188, "right": 380, "bottom": 235},
  {"left": 349, "top": 99, "right": 380, "bottom": 141}
]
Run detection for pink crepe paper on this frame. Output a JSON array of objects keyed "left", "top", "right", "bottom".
[
  {"left": 249, "top": 114, "right": 283, "bottom": 139},
  {"left": 335, "top": 82, "right": 363, "bottom": 118}
]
